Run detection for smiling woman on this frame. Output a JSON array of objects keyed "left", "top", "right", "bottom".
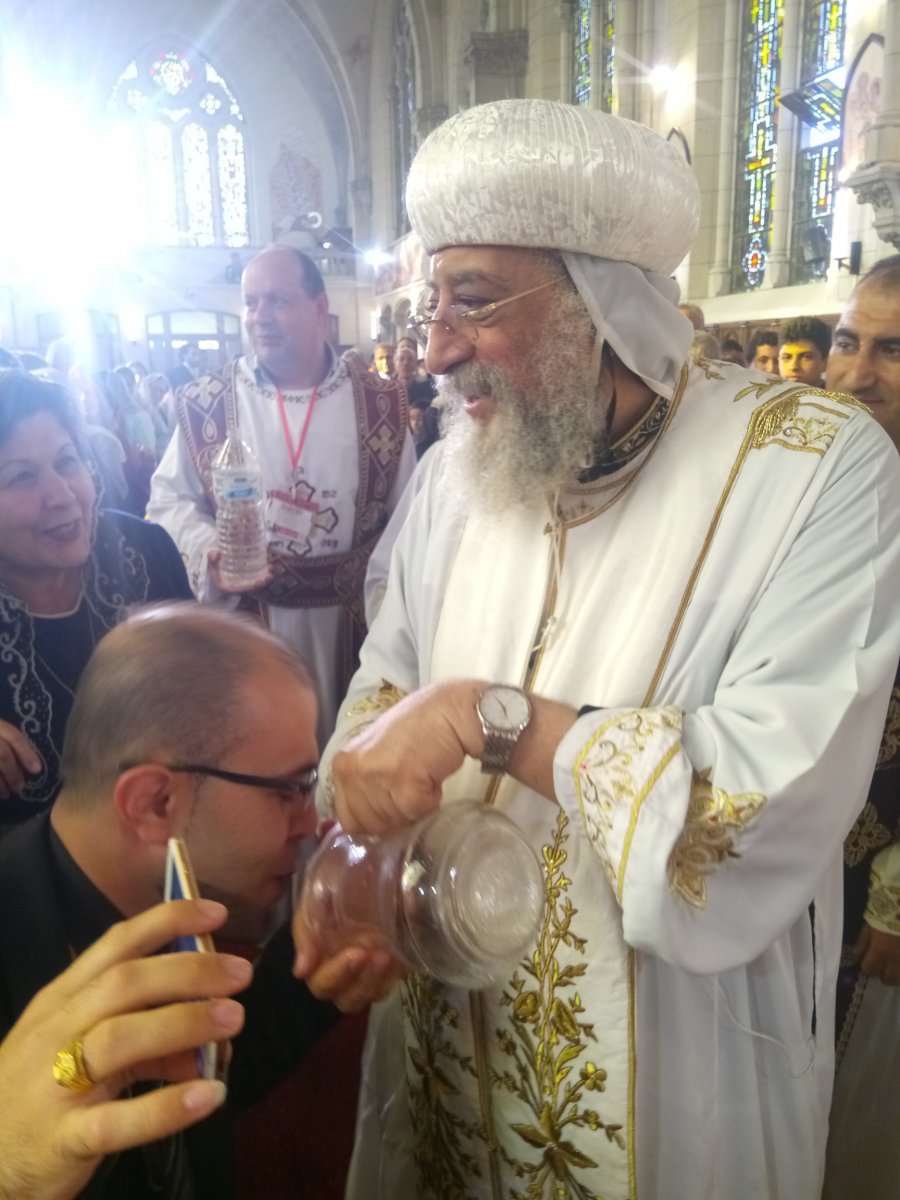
[{"left": 0, "top": 371, "right": 194, "bottom": 827}]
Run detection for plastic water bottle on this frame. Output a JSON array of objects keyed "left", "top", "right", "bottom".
[
  {"left": 211, "top": 434, "right": 269, "bottom": 589},
  {"left": 300, "top": 801, "right": 545, "bottom": 990}
]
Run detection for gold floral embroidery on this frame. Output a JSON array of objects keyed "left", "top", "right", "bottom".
[
  {"left": 403, "top": 973, "right": 484, "bottom": 1199},
  {"left": 344, "top": 678, "right": 407, "bottom": 718},
  {"left": 751, "top": 393, "right": 857, "bottom": 456},
  {"left": 844, "top": 802, "right": 893, "bottom": 867},
  {"left": 877, "top": 687, "right": 900, "bottom": 767},
  {"left": 498, "top": 808, "right": 624, "bottom": 1200},
  {"left": 667, "top": 775, "right": 766, "bottom": 909},
  {"left": 573, "top": 707, "right": 683, "bottom": 897},
  {"left": 733, "top": 378, "right": 786, "bottom": 405},
  {"left": 865, "top": 866, "right": 900, "bottom": 935},
  {"left": 693, "top": 356, "right": 725, "bottom": 381}
]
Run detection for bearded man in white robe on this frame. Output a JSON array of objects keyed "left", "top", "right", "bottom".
[{"left": 293, "top": 100, "right": 900, "bottom": 1200}]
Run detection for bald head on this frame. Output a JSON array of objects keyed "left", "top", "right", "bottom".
[
  {"left": 243, "top": 245, "right": 325, "bottom": 300},
  {"left": 60, "top": 604, "right": 314, "bottom": 807}
]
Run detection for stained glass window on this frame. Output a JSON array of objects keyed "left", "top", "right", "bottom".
[
  {"left": 733, "top": 0, "right": 784, "bottom": 290},
  {"left": 601, "top": 1, "right": 616, "bottom": 113},
  {"left": 218, "top": 125, "right": 249, "bottom": 247},
  {"left": 572, "top": 1, "right": 592, "bottom": 107},
  {"left": 788, "top": 0, "right": 846, "bottom": 284},
  {"left": 801, "top": 0, "right": 845, "bottom": 79},
  {"left": 109, "top": 47, "right": 249, "bottom": 247}
]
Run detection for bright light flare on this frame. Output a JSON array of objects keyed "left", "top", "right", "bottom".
[
  {"left": 363, "top": 249, "right": 393, "bottom": 269},
  {"left": 0, "top": 58, "right": 144, "bottom": 297}
]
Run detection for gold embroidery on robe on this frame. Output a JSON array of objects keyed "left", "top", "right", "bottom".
[
  {"left": 750, "top": 392, "right": 860, "bottom": 456},
  {"left": 403, "top": 974, "right": 485, "bottom": 1199},
  {"left": 667, "top": 776, "right": 766, "bottom": 909},
  {"left": 693, "top": 356, "right": 725, "bottom": 381},
  {"left": 865, "top": 870, "right": 900, "bottom": 935},
  {"left": 402, "top": 809, "right": 625, "bottom": 1199},
  {"left": 500, "top": 809, "right": 624, "bottom": 1200},
  {"left": 345, "top": 678, "right": 407, "bottom": 717},
  {"left": 572, "top": 707, "right": 683, "bottom": 893}
]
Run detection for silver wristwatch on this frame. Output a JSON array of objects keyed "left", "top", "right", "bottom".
[{"left": 476, "top": 685, "right": 533, "bottom": 775}]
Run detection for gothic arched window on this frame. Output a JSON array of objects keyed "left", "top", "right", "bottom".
[
  {"left": 108, "top": 47, "right": 250, "bottom": 248},
  {"left": 732, "top": 0, "right": 784, "bottom": 289}
]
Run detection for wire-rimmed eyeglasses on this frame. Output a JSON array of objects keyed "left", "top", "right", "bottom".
[
  {"left": 409, "top": 277, "right": 564, "bottom": 346},
  {"left": 118, "top": 761, "right": 318, "bottom": 798}
]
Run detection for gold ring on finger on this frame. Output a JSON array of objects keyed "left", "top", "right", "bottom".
[{"left": 53, "top": 1038, "right": 94, "bottom": 1093}]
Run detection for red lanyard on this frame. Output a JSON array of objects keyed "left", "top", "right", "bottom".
[{"left": 277, "top": 387, "right": 317, "bottom": 472}]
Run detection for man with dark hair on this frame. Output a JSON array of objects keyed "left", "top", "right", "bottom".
[
  {"left": 167, "top": 343, "right": 205, "bottom": 391},
  {"left": 778, "top": 315, "right": 832, "bottom": 386},
  {"left": 821, "top": 256, "right": 900, "bottom": 1200},
  {"left": 719, "top": 337, "right": 745, "bottom": 366},
  {"left": 148, "top": 245, "right": 417, "bottom": 746},
  {"left": 0, "top": 603, "right": 345, "bottom": 1200},
  {"left": 747, "top": 329, "right": 779, "bottom": 373}
]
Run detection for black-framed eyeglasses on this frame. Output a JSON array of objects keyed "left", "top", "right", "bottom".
[
  {"left": 409, "top": 277, "right": 565, "bottom": 347},
  {"left": 119, "top": 761, "right": 318, "bottom": 797}
]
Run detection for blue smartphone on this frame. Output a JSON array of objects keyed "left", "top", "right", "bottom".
[{"left": 164, "top": 837, "right": 220, "bottom": 1081}]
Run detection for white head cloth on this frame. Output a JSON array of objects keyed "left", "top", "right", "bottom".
[{"left": 406, "top": 99, "right": 700, "bottom": 398}]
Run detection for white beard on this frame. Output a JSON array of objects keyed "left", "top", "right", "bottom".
[{"left": 437, "top": 304, "right": 610, "bottom": 515}]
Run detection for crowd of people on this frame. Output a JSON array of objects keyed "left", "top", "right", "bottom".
[{"left": 0, "top": 98, "right": 896, "bottom": 1200}]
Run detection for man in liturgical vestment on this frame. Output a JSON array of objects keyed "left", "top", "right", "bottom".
[
  {"left": 148, "top": 246, "right": 416, "bottom": 747},
  {"left": 294, "top": 101, "right": 900, "bottom": 1200}
]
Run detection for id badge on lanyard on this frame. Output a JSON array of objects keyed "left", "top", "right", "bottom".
[
  {"left": 266, "top": 488, "right": 319, "bottom": 553},
  {"left": 266, "top": 386, "right": 319, "bottom": 551}
]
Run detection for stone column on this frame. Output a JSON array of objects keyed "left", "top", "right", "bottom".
[
  {"left": 845, "top": 1, "right": 900, "bottom": 250},
  {"left": 707, "top": 0, "right": 742, "bottom": 296},
  {"left": 761, "top": 0, "right": 801, "bottom": 289}
]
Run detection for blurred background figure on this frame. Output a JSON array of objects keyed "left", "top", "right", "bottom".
[
  {"left": 372, "top": 342, "right": 395, "bottom": 379},
  {"left": 719, "top": 337, "right": 746, "bottom": 366},
  {"left": 747, "top": 330, "right": 779, "bottom": 374},
  {"left": 45, "top": 337, "right": 77, "bottom": 380},
  {"left": 394, "top": 335, "right": 439, "bottom": 456},
  {"left": 127, "top": 359, "right": 149, "bottom": 383},
  {"left": 778, "top": 316, "right": 832, "bottom": 387},
  {"left": 96, "top": 368, "right": 156, "bottom": 515},
  {"left": 139, "top": 370, "right": 176, "bottom": 457},
  {"left": 679, "top": 302, "right": 706, "bottom": 330},
  {"left": 225, "top": 251, "right": 244, "bottom": 283},
  {"left": 168, "top": 343, "right": 205, "bottom": 391},
  {"left": 689, "top": 330, "right": 720, "bottom": 362}
]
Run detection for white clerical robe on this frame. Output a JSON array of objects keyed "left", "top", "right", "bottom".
[
  {"left": 321, "top": 362, "right": 900, "bottom": 1200},
  {"left": 147, "top": 354, "right": 416, "bottom": 747}
]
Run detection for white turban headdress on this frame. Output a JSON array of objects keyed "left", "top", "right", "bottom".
[{"left": 405, "top": 99, "right": 701, "bottom": 398}]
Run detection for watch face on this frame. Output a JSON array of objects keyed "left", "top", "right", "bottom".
[{"left": 480, "top": 686, "right": 531, "bottom": 731}]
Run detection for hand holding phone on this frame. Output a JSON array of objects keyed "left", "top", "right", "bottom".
[{"left": 164, "top": 838, "right": 222, "bottom": 1081}]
